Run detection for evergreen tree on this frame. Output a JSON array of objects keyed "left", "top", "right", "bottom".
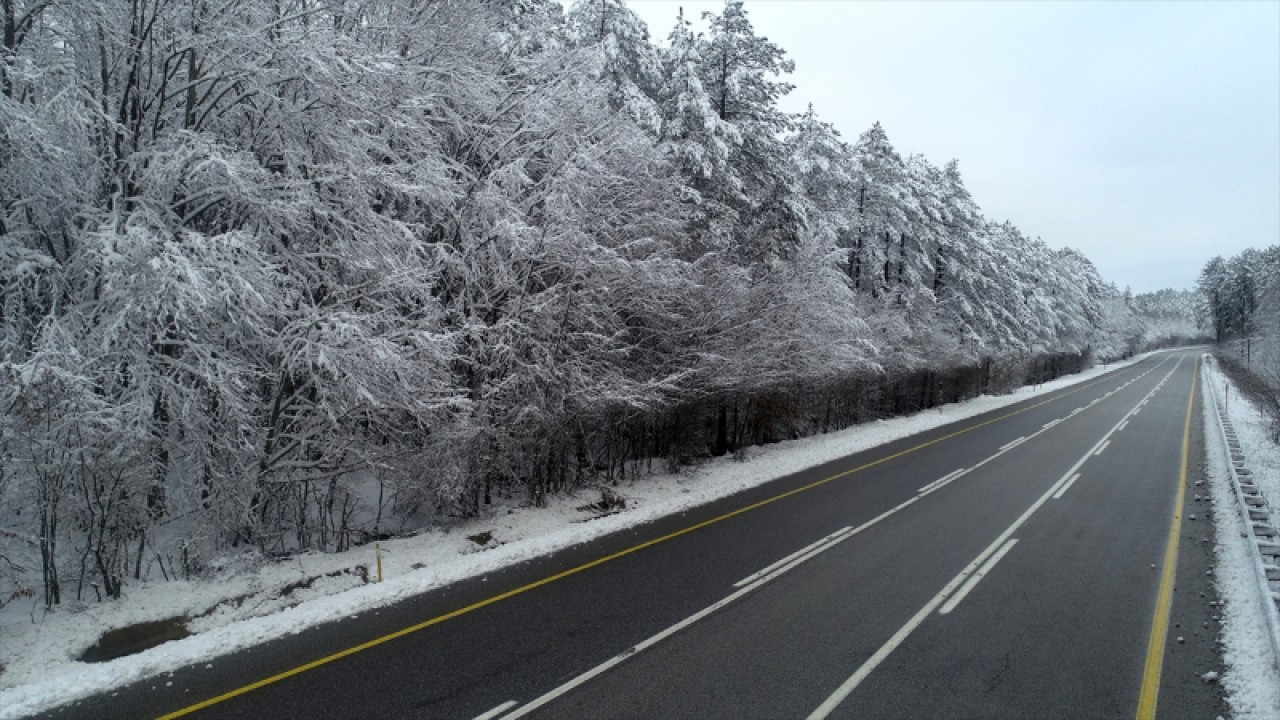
[
  {"left": 697, "top": 0, "right": 803, "bottom": 263},
  {"left": 655, "top": 7, "right": 743, "bottom": 253},
  {"left": 566, "top": 0, "right": 664, "bottom": 133}
]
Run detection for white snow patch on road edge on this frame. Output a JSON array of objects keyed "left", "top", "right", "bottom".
[
  {"left": 0, "top": 356, "right": 1146, "bottom": 719},
  {"left": 1202, "top": 360, "right": 1280, "bottom": 719}
]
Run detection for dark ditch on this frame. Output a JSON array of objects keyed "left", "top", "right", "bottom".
[
  {"left": 79, "top": 617, "right": 192, "bottom": 663},
  {"left": 78, "top": 564, "right": 369, "bottom": 663}
]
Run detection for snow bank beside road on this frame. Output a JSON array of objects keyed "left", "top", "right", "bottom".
[
  {"left": 1202, "top": 359, "right": 1280, "bottom": 719},
  {"left": 0, "top": 355, "right": 1149, "bottom": 718}
]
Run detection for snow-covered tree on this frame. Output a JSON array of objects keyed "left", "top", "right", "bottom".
[
  {"left": 0, "top": 0, "right": 1203, "bottom": 610},
  {"left": 566, "top": 0, "right": 664, "bottom": 133},
  {"left": 849, "top": 123, "right": 910, "bottom": 297},
  {"left": 696, "top": 0, "right": 803, "bottom": 263}
]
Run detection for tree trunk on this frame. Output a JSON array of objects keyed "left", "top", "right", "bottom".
[{"left": 713, "top": 402, "right": 728, "bottom": 456}]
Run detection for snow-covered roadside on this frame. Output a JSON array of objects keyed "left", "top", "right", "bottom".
[
  {"left": 1201, "top": 359, "right": 1280, "bottom": 719},
  {"left": 0, "top": 355, "right": 1149, "bottom": 718}
]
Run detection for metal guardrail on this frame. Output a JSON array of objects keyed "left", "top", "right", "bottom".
[{"left": 1201, "top": 356, "right": 1280, "bottom": 671}]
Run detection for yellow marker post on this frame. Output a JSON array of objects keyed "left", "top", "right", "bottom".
[{"left": 376, "top": 543, "right": 383, "bottom": 583}]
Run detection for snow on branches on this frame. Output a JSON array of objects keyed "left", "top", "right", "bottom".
[{"left": 0, "top": 0, "right": 1197, "bottom": 608}]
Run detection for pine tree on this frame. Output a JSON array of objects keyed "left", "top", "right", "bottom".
[
  {"left": 698, "top": 0, "right": 803, "bottom": 263},
  {"left": 655, "top": 7, "right": 743, "bottom": 253},
  {"left": 850, "top": 123, "right": 909, "bottom": 297},
  {"left": 566, "top": 0, "right": 664, "bottom": 133}
]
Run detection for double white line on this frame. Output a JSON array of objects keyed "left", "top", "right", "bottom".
[
  {"left": 806, "top": 357, "right": 1185, "bottom": 719},
  {"left": 491, "top": 358, "right": 1179, "bottom": 720}
]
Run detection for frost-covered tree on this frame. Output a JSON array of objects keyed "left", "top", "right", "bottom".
[
  {"left": 787, "top": 105, "right": 861, "bottom": 266},
  {"left": 1201, "top": 246, "right": 1280, "bottom": 439},
  {"left": 0, "top": 0, "right": 1198, "bottom": 610},
  {"left": 849, "top": 123, "right": 910, "bottom": 297},
  {"left": 655, "top": 7, "right": 742, "bottom": 253},
  {"left": 1254, "top": 248, "right": 1280, "bottom": 401},
  {"left": 696, "top": 0, "right": 803, "bottom": 263},
  {"left": 1199, "top": 251, "right": 1267, "bottom": 343},
  {"left": 566, "top": 0, "right": 664, "bottom": 133}
]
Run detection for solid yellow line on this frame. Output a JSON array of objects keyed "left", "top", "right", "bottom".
[
  {"left": 157, "top": 366, "right": 1139, "bottom": 719},
  {"left": 1135, "top": 357, "right": 1199, "bottom": 719}
]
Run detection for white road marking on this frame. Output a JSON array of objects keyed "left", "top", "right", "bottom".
[
  {"left": 1042, "top": 419, "right": 1062, "bottom": 430},
  {"left": 806, "top": 467, "right": 1077, "bottom": 720},
  {"left": 503, "top": 359, "right": 1181, "bottom": 720},
  {"left": 508, "top": 495, "right": 945, "bottom": 719},
  {"left": 999, "top": 437, "right": 1027, "bottom": 452},
  {"left": 474, "top": 700, "right": 518, "bottom": 720},
  {"left": 1048, "top": 360, "right": 1183, "bottom": 501},
  {"left": 939, "top": 538, "right": 1020, "bottom": 615},
  {"left": 500, "top": 584, "right": 763, "bottom": 718},
  {"left": 734, "top": 526, "right": 854, "bottom": 588},
  {"left": 1052, "top": 473, "right": 1082, "bottom": 500},
  {"left": 918, "top": 469, "right": 966, "bottom": 494},
  {"left": 807, "top": 358, "right": 1186, "bottom": 719}
]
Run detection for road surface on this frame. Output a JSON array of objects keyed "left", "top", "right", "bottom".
[{"left": 43, "top": 350, "right": 1223, "bottom": 719}]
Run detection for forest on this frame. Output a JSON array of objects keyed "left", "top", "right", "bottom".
[
  {"left": 1, "top": 0, "right": 1204, "bottom": 608},
  {"left": 1199, "top": 246, "right": 1280, "bottom": 441}
]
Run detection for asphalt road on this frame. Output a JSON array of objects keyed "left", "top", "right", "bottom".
[{"left": 43, "top": 350, "right": 1222, "bottom": 720}]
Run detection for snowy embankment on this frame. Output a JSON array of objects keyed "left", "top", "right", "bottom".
[
  {"left": 0, "top": 352, "right": 1214, "bottom": 718},
  {"left": 1201, "top": 359, "right": 1280, "bottom": 719}
]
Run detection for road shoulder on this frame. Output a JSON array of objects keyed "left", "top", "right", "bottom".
[{"left": 1158, "top": 396, "right": 1228, "bottom": 716}]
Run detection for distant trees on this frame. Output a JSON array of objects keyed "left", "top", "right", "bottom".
[
  {"left": 1256, "top": 252, "right": 1280, "bottom": 411},
  {"left": 1091, "top": 286, "right": 1207, "bottom": 360},
  {"left": 0, "top": 0, "right": 1206, "bottom": 608},
  {"left": 1199, "top": 249, "right": 1280, "bottom": 346},
  {"left": 1201, "top": 247, "right": 1280, "bottom": 440}
]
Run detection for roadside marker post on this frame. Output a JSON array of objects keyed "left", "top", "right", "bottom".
[{"left": 376, "top": 543, "right": 383, "bottom": 583}]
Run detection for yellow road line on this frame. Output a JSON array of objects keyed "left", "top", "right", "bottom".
[
  {"left": 1135, "top": 357, "right": 1199, "bottom": 719},
  {"left": 158, "top": 365, "right": 1145, "bottom": 719}
]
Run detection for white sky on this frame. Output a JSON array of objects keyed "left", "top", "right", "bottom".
[{"left": 627, "top": 0, "right": 1280, "bottom": 293}]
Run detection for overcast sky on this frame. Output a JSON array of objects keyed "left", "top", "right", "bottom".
[{"left": 627, "top": 0, "right": 1280, "bottom": 293}]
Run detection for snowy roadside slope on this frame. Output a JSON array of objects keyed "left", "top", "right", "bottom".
[
  {"left": 1206, "top": 361, "right": 1280, "bottom": 513},
  {"left": 0, "top": 356, "right": 1149, "bottom": 718},
  {"left": 1202, "top": 360, "right": 1280, "bottom": 719}
]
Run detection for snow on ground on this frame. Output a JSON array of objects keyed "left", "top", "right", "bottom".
[
  {"left": 1201, "top": 358, "right": 1280, "bottom": 719},
  {"left": 0, "top": 353, "right": 1180, "bottom": 718}
]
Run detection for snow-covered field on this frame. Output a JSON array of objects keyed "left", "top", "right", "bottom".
[
  {"left": 1, "top": 351, "right": 1273, "bottom": 718},
  {"left": 1202, "top": 358, "right": 1280, "bottom": 719}
]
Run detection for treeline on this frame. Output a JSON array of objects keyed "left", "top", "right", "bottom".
[
  {"left": 1200, "top": 246, "right": 1280, "bottom": 440},
  {"left": 0, "top": 0, "right": 1193, "bottom": 606},
  {"left": 1199, "top": 247, "right": 1280, "bottom": 346},
  {"left": 1100, "top": 287, "right": 1209, "bottom": 358}
]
